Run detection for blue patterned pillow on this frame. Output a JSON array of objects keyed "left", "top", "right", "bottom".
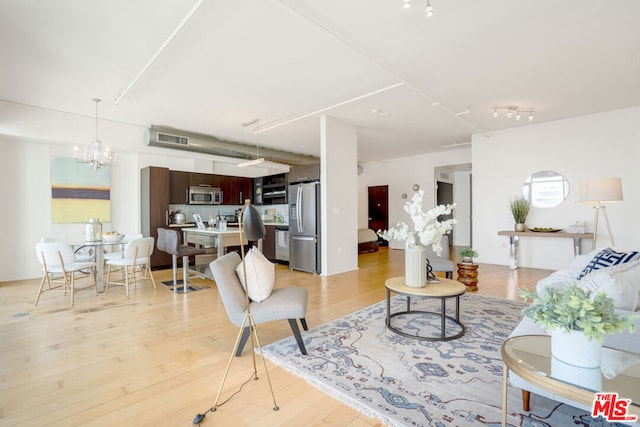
[{"left": 577, "top": 248, "right": 640, "bottom": 280}]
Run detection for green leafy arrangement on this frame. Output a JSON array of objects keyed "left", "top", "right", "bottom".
[
  {"left": 510, "top": 197, "right": 530, "bottom": 223},
  {"left": 520, "top": 284, "right": 637, "bottom": 341}
]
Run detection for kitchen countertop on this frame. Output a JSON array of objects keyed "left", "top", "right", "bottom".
[
  {"left": 177, "top": 222, "right": 288, "bottom": 231},
  {"left": 183, "top": 227, "right": 241, "bottom": 235}
]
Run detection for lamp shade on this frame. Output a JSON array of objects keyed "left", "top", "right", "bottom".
[
  {"left": 577, "top": 178, "right": 623, "bottom": 204},
  {"left": 241, "top": 204, "right": 266, "bottom": 240}
]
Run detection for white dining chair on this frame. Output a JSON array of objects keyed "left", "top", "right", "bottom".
[
  {"left": 103, "top": 233, "right": 143, "bottom": 262},
  {"left": 35, "top": 241, "right": 96, "bottom": 306},
  {"left": 40, "top": 236, "right": 93, "bottom": 262},
  {"left": 105, "top": 237, "right": 156, "bottom": 296}
]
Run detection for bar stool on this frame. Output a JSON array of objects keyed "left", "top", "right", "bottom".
[{"left": 157, "top": 228, "right": 206, "bottom": 293}]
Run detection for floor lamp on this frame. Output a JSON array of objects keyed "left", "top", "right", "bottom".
[
  {"left": 578, "top": 178, "right": 623, "bottom": 250},
  {"left": 194, "top": 200, "right": 276, "bottom": 425}
]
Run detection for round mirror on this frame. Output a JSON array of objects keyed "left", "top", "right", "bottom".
[{"left": 522, "top": 171, "right": 570, "bottom": 208}]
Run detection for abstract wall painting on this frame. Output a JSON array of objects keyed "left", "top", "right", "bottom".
[{"left": 51, "top": 157, "right": 111, "bottom": 223}]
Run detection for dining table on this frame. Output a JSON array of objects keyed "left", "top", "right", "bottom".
[{"left": 73, "top": 239, "right": 125, "bottom": 293}]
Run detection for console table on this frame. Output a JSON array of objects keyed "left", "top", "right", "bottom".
[{"left": 497, "top": 230, "right": 593, "bottom": 269}]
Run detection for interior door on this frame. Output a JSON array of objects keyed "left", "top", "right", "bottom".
[
  {"left": 368, "top": 186, "right": 388, "bottom": 242},
  {"left": 436, "top": 181, "right": 454, "bottom": 245}
]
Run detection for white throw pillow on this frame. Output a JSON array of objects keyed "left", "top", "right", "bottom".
[
  {"left": 236, "top": 247, "right": 275, "bottom": 303},
  {"left": 578, "top": 259, "right": 640, "bottom": 311}
]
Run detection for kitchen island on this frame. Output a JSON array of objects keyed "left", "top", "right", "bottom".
[
  {"left": 182, "top": 227, "right": 248, "bottom": 279},
  {"left": 183, "top": 227, "right": 247, "bottom": 258}
]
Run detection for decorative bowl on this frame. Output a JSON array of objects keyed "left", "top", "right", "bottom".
[{"left": 103, "top": 233, "right": 125, "bottom": 242}]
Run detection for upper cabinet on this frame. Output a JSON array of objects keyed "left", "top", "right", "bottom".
[
  {"left": 189, "top": 173, "right": 220, "bottom": 188},
  {"left": 219, "top": 176, "right": 253, "bottom": 205},
  {"left": 169, "top": 170, "right": 190, "bottom": 204},
  {"left": 168, "top": 170, "right": 251, "bottom": 206},
  {"left": 289, "top": 163, "right": 320, "bottom": 183}
]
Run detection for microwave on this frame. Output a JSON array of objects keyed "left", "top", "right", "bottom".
[{"left": 189, "top": 186, "right": 222, "bottom": 205}]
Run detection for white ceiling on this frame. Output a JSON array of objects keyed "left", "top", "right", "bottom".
[{"left": 1, "top": 0, "right": 639, "bottom": 163}]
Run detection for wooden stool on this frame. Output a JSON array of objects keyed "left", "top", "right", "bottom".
[{"left": 457, "top": 262, "right": 479, "bottom": 291}]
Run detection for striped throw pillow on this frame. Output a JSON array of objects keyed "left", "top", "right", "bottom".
[{"left": 576, "top": 248, "right": 640, "bottom": 280}]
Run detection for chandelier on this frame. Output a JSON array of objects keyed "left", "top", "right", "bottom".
[
  {"left": 74, "top": 98, "right": 118, "bottom": 170},
  {"left": 492, "top": 105, "right": 535, "bottom": 121}
]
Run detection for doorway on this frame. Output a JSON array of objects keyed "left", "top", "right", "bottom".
[
  {"left": 434, "top": 164, "right": 472, "bottom": 248},
  {"left": 436, "top": 181, "right": 454, "bottom": 245},
  {"left": 368, "top": 185, "right": 388, "bottom": 244}
]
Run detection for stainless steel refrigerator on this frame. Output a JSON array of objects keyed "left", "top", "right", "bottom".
[{"left": 289, "top": 181, "right": 320, "bottom": 273}]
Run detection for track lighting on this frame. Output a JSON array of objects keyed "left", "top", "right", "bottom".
[
  {"left": 402, "top": 0, "right": 435, "bottom": 17},
  {"left": 492, "top": 106, "right": 535, "bottom": 121},
  {"left": 425, "top": 0, "right": 434, "bottom": 17}
]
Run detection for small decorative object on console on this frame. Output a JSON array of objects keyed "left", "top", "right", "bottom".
[{"left": 566, "top": 220, "right": 585, "bottom": 234}]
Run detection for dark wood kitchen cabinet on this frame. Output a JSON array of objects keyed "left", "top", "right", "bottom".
[
  {"left": 219, "top": 176, "right": 253, "bottom": 205},
  {"left": 169, "top": 170, "right": 190, "bottom": 204},
  {"left": 262, "top": 224, "right": 276, "bottom": 261},
  {"left": 189, "top": 172, "right": 220, "bottom": 188},
  {"left": 141, "top": 166, "right": 172, "bottom": 268}
]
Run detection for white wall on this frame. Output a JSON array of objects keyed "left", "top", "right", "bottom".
[
  {"left": 321, "top": 116, "right": 358, "bottom": 276},
  {"left": 3, "top": 101, "right": 638, "bottom": 281},
  {"left": 357, "top": 148, "right": 472, "bottom": 250},
  {"left": 453, "top": 170, "right": 472, "bottom": 247},
  {"left": 0, "top": 101, "right": 283, "bottom": 282},
  {"left": 473, "top": 106, "right": 640, "bottom": 270}
]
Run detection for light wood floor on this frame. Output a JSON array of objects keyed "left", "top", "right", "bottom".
[{"left": 0, "top": 248, "right": 551, "bottom": 426}]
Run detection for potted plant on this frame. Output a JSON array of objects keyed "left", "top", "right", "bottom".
[
  {"left": 458, "top": 247, "right": 478, "bottom": 263},
  {"left": 510, "top": 196, "right": 530, "bottom": 232},
  {"left": 520, "top": 285, "right": 637, "bottom": 367}
]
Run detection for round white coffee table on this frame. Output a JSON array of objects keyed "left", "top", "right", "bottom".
[{"left": 385, "top": 276, "right": 466, "bottom": 341}]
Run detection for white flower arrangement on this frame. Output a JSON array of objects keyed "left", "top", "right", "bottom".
[{"left": 378, "top": 190, "right": 456, "bottom": 255}]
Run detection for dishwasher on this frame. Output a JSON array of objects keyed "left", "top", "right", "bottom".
[{"left": 275, "top": 227, "right": 289, "bottom": 262}]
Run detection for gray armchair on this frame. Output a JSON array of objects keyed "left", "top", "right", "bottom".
[
  {"left": 426, "top": 235, "right": 454, "bottom": 279},
  {"left": 209, "top": 252, "right": 308, "bottom": 356}
]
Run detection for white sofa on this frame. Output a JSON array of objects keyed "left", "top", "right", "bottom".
[{"left": 508, "top": 248, "right": 640, "bottom": 418}]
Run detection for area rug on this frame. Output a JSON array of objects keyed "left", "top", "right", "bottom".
[{"left": 262, "top": 293, "right": 626, "bottom": 427}]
